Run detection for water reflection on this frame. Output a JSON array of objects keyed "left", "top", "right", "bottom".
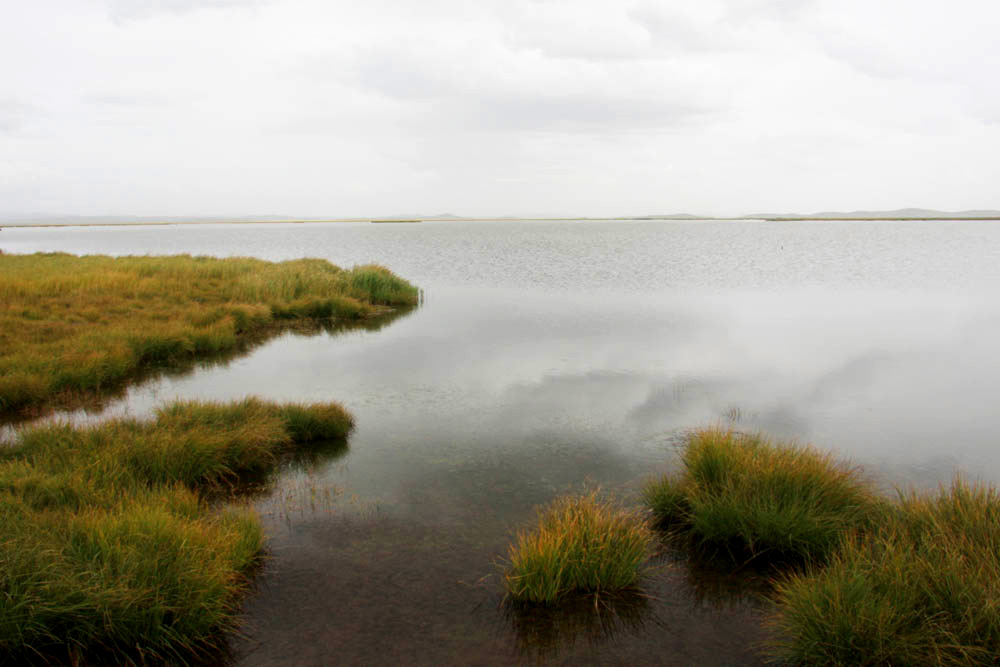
[
  {"left": 654, "top": 534, "right": 779, "bottom": 609},
  {"left": 503, "top": 592, "right": 658, "bottom": 661},
  {"left": 208, "top": 436, "right": 353, "bottom": 508},
  {"left": 0, "top": 305, "right": 417, "bottom": 439}
]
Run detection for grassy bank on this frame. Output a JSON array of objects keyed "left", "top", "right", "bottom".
[
  {"left": 0, "top": 252, "right": 418, "bottom": 415},
  {"left": 644, "top": 428, "right": 1000, "bottom": 664},
  {"left": 504, "top": 491, "right": 653, "bottom": 604},
  {"left": 0, "top": 397, "right": 353, "bottom": 663}
]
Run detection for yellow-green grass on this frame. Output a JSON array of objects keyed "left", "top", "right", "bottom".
[
  {"left": 0, "top": 252, "right": 418, "bottom": 414},
  {"left": 0, "top": 397, "right": 353, "bottom": 662},
  {"left": 645, "top": 428, "right": 1000, "bottom": 663},
  {"left": 504, "top": 491, "right": 654, "bottom": 604},
  {"left": 770, "top": 479, "right": 1000, "bottom": 666},
  {"left": 643, "top": 428, "right": 879, "bottom": 562}
]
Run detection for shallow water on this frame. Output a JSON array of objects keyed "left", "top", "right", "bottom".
[{"left": 4, "top": 219, "right": 1000, "bottom": 664}]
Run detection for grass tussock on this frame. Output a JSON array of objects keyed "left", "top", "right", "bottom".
[
  {"left": 504, "top": 491, "right": 653, "bottom": 604},
  {"left": 0, "top": 253, "right": 418, "bottom": 414},
  {"left": 0, "top": 397, "right": 353, "bottom": 662},
  {"left": 770, "top": 478, "right": 1000, "bottom": 666},
  {"left": 643, "top": 428, "right": 878, "bottom": 562},
  {"left": 644, "top": 427, "right": 1000, "bottom": 664}
]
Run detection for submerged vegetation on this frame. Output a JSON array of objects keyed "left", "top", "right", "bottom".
[
  {"left": 0, "top": 252, "right": 418, "bottom": 415},
  {"left": 504, "top": 490, "right": 653, "bottom": 604},
  {"left": 644, "top": 427, "right": 1000, "bottom": 665},
  {"left": 0, "top": 397, "right": 353, "bottom": 662}
]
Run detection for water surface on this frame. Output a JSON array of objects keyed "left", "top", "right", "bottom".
[{"left": 4, "top": 219, "right": 1000, "bottom": 664}]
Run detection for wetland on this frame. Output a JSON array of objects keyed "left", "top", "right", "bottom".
[{"left": 3, "top": 218, "right": 1000, "bottom": 664}]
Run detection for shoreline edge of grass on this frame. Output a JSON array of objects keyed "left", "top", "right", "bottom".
[
  {"left": 0, "top": 252, "right": 419, "bottom": 417},
  {"left": 0, "top": 397, "right": 354, "bottom": 663}
]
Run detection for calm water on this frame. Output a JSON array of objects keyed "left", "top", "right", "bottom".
[{"left": 4, "top": 219, "right": 1000, "bottom": 665}]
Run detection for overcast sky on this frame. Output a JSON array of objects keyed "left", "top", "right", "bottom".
[{"left": 2, "top": 0, "right": 998, "bottom": 218}]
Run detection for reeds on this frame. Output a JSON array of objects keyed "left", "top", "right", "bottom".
[
  {"left": 504, "top": 491, "right": 653, "bottom": 604},
  {"left": 0, "top": 398, "right": 353, "bottom": 661},
  {"left": 0, "top": 253, "right": 418, "bottom": 414},
  {"left": 643, "top": 428, "right": 877, "bottom": 562}
]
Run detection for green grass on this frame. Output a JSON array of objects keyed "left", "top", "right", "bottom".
[
  {"left": 644, "top": 427, "right": 1000, "bottom": 664},
  {"left": 770, "top": 478, "right": 1000, "bottom": 666},
  {"left": 0, "top": 398, "right": 353, "bottom": 662},
  {"left": 643, "top": 428, "right": 878, "bottom": 563},
  {"left": 504, "top": 490, "right": 653, "bottom": 604},
  {"left": 0, "top": 253, "right": 418, "bottom": 414}
]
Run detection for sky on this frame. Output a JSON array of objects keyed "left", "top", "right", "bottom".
[{"left": 2, "top": 0, "right": 999, "bottom": 218}]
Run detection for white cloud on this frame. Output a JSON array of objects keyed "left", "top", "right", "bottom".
[
  {"left": 0, "top": 98, "right": 34, "bottom": 134},
  {"left": 0, "top": 0, "right": 998, "bottom": 217},
  {"left": 105, "top": 0, "right": 268, "bottom": 23}
]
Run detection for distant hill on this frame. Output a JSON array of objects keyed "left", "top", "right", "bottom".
[
  {"left": 744, "top": 208, "right": 1000, "bottom": 220},
  {"left": 629, "top": 209, "right": 1000, "bottom": 221}
]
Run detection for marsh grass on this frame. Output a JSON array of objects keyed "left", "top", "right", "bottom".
[
  {"left": 643, "top": 428, "right": 878, "bottom": 563},
  {"left": 770, "top": 478, "right": 1000, "bottom": 666},
  {"left": 0, "top": 397, "right": 353, "bottom": 662},
  {"left": 0, "top": 253, "right": 418, "bottom": 415},
  {"left": 644, "top": 428, "right": 1000, "bottom": 663},
  {"left": 504, "top": 491, "right": 653, "bottom": 604}
]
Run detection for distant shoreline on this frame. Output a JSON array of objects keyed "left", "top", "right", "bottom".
[
  {"left": 2, "top": 216, "right": 1000, "bottom": 229},
  {"left": 746, "top": 216, "right": 1000, "bottom": 222}
]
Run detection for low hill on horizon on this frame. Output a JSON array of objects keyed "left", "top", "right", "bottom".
[{"left": 744, "top": 208, "right": 1000, "bottom": 220}]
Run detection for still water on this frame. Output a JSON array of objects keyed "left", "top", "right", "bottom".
[{"left": 4, "top": 219, "right": 1000, "bottom": 664}]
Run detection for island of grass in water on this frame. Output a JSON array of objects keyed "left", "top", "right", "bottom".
[{"left": 504, "top": 490, "right": 652, "bottom": 604}]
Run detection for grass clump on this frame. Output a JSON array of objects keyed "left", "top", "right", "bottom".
[
  {"left": 0, "top": 253, "right": 418, "bottom": 414},
  {"left": 0, "top": 491, "right": 263, "bottom": 662},
  {"left": 0, "top": 397, "right": 353, "bottom": 662},
  {"left": 770, "top": 478, "right": 1000, "bottom": 666},
  {"left": 643, "top": 428, "right": 877, "bottom": 562},
  {"left": 645, "top": 428, "right": 1000, "bottom": 663},
  {"left": 504, "top": 490, "right": 653, "bottom": 604}
]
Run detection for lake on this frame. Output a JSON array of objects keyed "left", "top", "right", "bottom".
[{"left": 3, "top": 219, "right": 1000, "bottom": 664}]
